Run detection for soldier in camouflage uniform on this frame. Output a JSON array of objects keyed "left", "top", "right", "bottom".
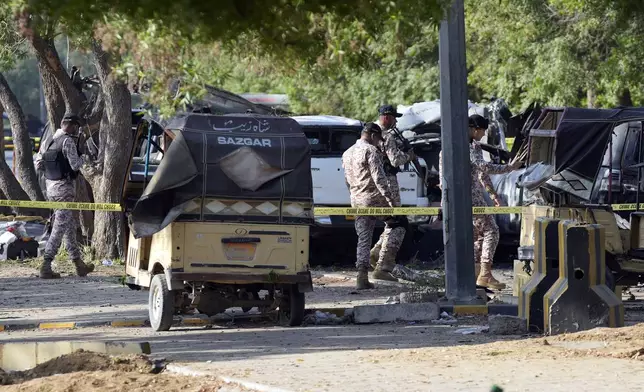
[
  {"left": 342, "top": 122, "right": 398, "bottom": 289},
  {"left": 368, "top": 105, "right": 415, "bottom": 281},
  {"left": 34, "top": 114, "right": 95, "bottom": 279},
  {"left": 438, "top": 114, "right": 520, "bottom": 290}
]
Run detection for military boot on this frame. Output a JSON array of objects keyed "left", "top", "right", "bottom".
[
  {"left": 369, "top": 244, "right": 381, "bottom": 270},
  {"left": 474, "top": 263, "right": 481, "bottom": 283},
  {"left": 39, "top": 258, "right": 61, "bottom": 279},
  {"left": 356, "top": 266, "right": 374, "bottom": 290},
  {"left": 476, "top": 263, "right": 506, "bottom": 290},
  {"left": 372, "top": 269, "right": 398, "bottom": 282},
  {"left": 73, "top": 259, "right": 95, "bottom": 277},
  {"left": 374, "top": 252, "right": 398, "bottom": 282}
]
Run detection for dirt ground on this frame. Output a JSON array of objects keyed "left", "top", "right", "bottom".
[
  {"left": 0, "top": 351, "right": 247, "bottom": 392},
  {"left": 3, "top": 262, "right": 644, "bottom": 391},
  {"left": 3, "top": 319, "right": 644, "bottom": 391}
]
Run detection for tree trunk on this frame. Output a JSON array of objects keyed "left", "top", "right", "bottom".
[
  {"left": 619, "top": 88, "right": 633, "bottom": 107},
  {"left": 39, "top": 65, "right": 66, "bottom": 131},
  {"left": 0, "top": 73, "right": 45, "bottom": 201},
  {"left": 19, "top": 19, "right": 104, "bottom": 238},
  {"left": 0, "top": 155, "right": 39, "bottom": 215},
  {"left": 76, "top": 176, "right": 94, "bottom": 240},
  {"left": 91, "top": 41, "right": 133, "bottom": 259},
  {"left": 0, "top": 105, "right": 15, "bottom": 216},
  {"left": 0, "top": 103, "right": 39, "bottom": 215},
  {"left": 587, "top": 88, "right": 597, "bottom": 108},
  {"left": 19, "top": 20, "right": 84, "bottom": 116}
]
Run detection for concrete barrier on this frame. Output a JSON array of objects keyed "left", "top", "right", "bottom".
[{"left": 544, "top": 221, "right": 624, "bottom": 335}]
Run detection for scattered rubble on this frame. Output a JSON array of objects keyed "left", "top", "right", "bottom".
[
  {"left": 488, "top": 315, "right": 528, "bottom": 335},
  {"left": 302, "top": 310, "right": 350, "bottom": 326},
  {"left": 384, "top": 296, "right": 400, "bottom": 304},
  {"left": 454, "top": 326, "right": 489, "bottom": 335},
  {"left": 430, "top": 311, "right": 458, "bottom": 325},
  {"left": 0, "top": 221, "right": 44, "bottom": 261},
  {"left": 392, "top": 264, "right": 444, "bottom": 288},
  {"left": 353, "top": 302, "right": 440, "bottom": 324},
  {"left": 399, "top": 290, "right": 439, "bottom": 304}
]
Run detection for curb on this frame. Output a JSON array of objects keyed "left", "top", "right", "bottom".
[
  {"left": 0, "top": 317, "right": 221, "bottom": 332},
  {"left": 0, "top": 308, "right": 351, "bottom": 332},
  {"left": 0, "top": 304, "right": 518, "bottom": 331},
  {"left": 166, "top": 364, "right": 293, "bottom": 392}
]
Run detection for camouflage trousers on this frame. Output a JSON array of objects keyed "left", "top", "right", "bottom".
[
  {"left": 473, "top": 214, "right": 499, "bottom": 265},
  {"left": 44, "top": 188, "right": 82, "bottom": 262},
  {"left": 355, "top": 216, "right": 405, "bottom": 271},
  {"left": 385, "top": 175, "right": 401, "bottom": 207}
]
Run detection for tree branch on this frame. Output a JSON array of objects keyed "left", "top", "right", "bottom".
[{"left": 17, "top": 10, "right": 86, "bottom": 116}]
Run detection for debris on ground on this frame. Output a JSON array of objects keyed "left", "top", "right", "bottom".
[
  {"left": 488, "top": 315, "right": 528, "bottom": 335},
  {"left": 0, "top": 221, "right": 43, "bottom": 261},
  {"left": 0, "top": 350, "right": 249, "bottom": 391},
  {"left": 384, "top": 295, "right": 400, "bottom": 304},
  {"left": 392, "top": 264, "right": 444, "bottom": 288},
  {"left": 0, "top": 368, "right": 11, "bottom": 385},
  {"left": 431, "top": 311, "right": 458, "bottom": 325},
  {"left": 454, "top": 326, "right": 489, "bottom": 335},
  {"left": 302, "top": 310, "right": 350, "bottom": 326},
  {"left": 399, "top": 290, "right": 439, "bottom": 304}
]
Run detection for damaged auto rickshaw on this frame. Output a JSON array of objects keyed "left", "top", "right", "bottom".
[
  {"left": 122, "top": 113, "right": 314, "bottom": 331},
  {"left": 514, "top": 107, "right": 644, "bottom": 295}
]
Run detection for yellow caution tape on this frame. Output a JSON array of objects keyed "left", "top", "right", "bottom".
[
  {"left": 611, "top": 204, "right": 641, "bottom": 211},
  {"left": 315, "top": 204, "right": 643, "bottom": 216},
  {"left": 314, "top": 206, "right": 523, "bottom": 216},
  {"left": 0, "top": 199, "right": 641, "bottom": 215},
  {"left": 0, "top": 200, "right": 122, "bottom": 211}
]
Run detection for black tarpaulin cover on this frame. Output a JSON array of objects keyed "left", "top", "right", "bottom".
[
  {"left": 129, "top": 114, "right": 313, "bottom": 238},
  {"left": 555, "top": 107, "right": 644, "bottom": 180}
]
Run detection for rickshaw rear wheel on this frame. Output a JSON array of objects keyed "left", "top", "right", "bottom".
[
  {"left": 149, "top": 274, "right": 174, "bottom": 332},
  {"left": 278, "top": 285, "right": 305, "bottom": 326}
]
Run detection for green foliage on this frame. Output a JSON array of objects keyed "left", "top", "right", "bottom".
[
  {"left": 7, "top": 0, "right": 447, "bottom": 118},
  {"left": 193, "top": 22, "right": 443, "bottom": 120},
  {"left": 0, "top": 4, "right": 26, "bottom": 71},
  {"left": 4, "top": 0, "right": 644, "bottom": 120},
  {"left": 467, "top": 0, "right": 644, "bottom": 111}
]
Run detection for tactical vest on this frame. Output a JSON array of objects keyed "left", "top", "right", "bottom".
[{"left": 42, "top": 136, "right": 78, "bottom": 181}]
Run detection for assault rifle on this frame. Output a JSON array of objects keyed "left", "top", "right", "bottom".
[{"left": 388, "top": 126, "right": 429, "bottom": 187}]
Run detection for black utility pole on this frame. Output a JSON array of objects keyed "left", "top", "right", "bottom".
[{"left": 438, "top": 0, "right": 480, "bottom": 303}]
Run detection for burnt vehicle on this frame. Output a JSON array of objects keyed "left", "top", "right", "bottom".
[
  {"left": 395, "top": 99, "right": 534, "bottom": 262},
  {"left": 124, "top": 113, "right": 314, "bottom": 331},
  {"left": 513, "top": 107, "right": 644, "bottom": 295}
]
